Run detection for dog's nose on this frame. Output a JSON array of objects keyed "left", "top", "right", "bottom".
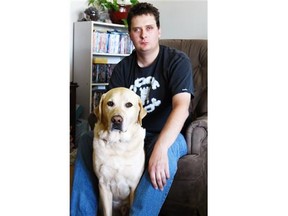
[
  {"left": 111, "top": 115, "right": 123, "bottom": 124},
  {"left": 111, "top": 115, "right": 123, "bottom": 131}
]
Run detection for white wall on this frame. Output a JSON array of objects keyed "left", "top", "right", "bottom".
[
  {"left": 149, "top": 0, "right": 207, "bottom": 39},
  {"left": 70, "top": 0, "right": 207, "bottom": 80}
]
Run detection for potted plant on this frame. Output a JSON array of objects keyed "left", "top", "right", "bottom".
[{"left": 88, "top": 0, "right": 139, "bottom": 24}]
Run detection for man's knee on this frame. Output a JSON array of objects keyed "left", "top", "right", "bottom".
[{"left": 78, "top": 131, "right": 94, "bottom": 150}]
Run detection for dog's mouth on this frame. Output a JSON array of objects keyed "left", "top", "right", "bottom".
[
  {"left": 111, "top": 115, "right": 123, "bottom": 131},
  {"left": 111, "top": 122, "right": 122, "bottom": 131}
]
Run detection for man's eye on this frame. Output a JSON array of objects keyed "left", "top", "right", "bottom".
[
  {"left": 133, "top": 28, "right": 141, "bottom": 33},
  {"left": 107, "top": 101, "right": 114, "bottom": 107},
  {"left": 125, "top": 102, "right": 132, "bottom": 108}
]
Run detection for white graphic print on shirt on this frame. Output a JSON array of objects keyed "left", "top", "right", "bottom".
[{"left": 130, "top": 76, "right": 161, "bottom": 113}]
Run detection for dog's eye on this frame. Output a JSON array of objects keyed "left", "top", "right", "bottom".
[
  {"left": 107, "top": 101, "right": 114, "bottom": 107},
  {"left": 125, "top": 102, "right": 133, "bottom": 108}
]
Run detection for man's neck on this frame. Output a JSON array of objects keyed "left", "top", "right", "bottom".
[{"left": 136, "top": 45, "right": 160, "bottom": 68}]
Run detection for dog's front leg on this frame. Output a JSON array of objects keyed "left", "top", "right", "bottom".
[
  {"left": 99, "top": 183, "right": 113, "bottom": 216},
  {"left": 129, "top": 186, "right": 137, "bottom": 208}
]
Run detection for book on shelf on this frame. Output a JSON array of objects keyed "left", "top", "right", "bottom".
[
  {"left": 92, "top": 29, "right": 134, "bottom": 54},
  {"left": 107, "top": 30, "right": 121, "bottom": 54},
  {"left": 91, "top": 86, "right": 106, "bottom": 109},
  {"left": 96, "top": 31, "right": 109, "bottom": 53},
  {"left": 106, "top": 64, "right": 116, "bottom": 83},
  {"left": 92, "top": 63, "right": 116, "bottom": 84}
]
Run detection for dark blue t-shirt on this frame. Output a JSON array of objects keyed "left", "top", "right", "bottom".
[{"left": 108, "top": 45, "right": 194, "bottom": 132}]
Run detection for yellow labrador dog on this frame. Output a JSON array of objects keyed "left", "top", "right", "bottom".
[{"left": 93, "top": 87, "right": 147, "bottom": 216}]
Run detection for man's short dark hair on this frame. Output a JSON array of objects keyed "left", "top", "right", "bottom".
[{"left": 127, "top": 2, "right": 160, "bottom": 32}]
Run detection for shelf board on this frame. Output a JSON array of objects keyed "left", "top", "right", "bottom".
[
  {"left": 93, "top": 52, "right": 130, "bottom": 57},
  {"left": 91, "top": 21, "right": 127, "bottom": 29},
  {"left": 92, "top": 83, "right": 109, "bottom": 86}
]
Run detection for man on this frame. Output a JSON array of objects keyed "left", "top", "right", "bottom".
[{"left": 71, "top": 2, "right": 194, "bottom": 215}]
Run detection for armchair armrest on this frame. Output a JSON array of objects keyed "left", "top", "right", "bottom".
[{"left": 185, "top": 115, "right": 207, "bottom": 155}]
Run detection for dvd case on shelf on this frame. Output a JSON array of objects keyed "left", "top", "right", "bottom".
[
  {"left": 92, "top": 63, "right": 116, "bottom": 83},
  {"left": 91, "top": 86, "right": 106, "bottom": 110},
  {"left": 92, "top": 29, "right": 134, "bottom": 55}
]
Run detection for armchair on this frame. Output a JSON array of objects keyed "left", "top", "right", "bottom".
[{"left": 159, "top": 39, "right": 207, "bottom": 216}]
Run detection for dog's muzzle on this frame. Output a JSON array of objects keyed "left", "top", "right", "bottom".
[{"left": 111, "top": 115, "right": 123, "bottom": 131}]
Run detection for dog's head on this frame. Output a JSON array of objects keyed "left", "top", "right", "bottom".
[{"left": 94, "top": 87, "right": 147, "bottom": 132}]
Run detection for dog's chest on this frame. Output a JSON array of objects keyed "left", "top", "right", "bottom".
[
  {"left": 93, "top": 127, "right": 145, "bottom": 200},
  {"left": 94, "top": 138, "right": 144, "bottom": 198},
  {"left": 95, "top": 145, "right": 141, "bottom": 180},
  {"left": 101, "top": 163, "right": 131, "bottom": 197},
  {"left": 96, "top": 150, "right": 141, "bottom": 200}
]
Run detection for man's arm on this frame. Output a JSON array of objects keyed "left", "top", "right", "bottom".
[{"left": 148, "top": 92, "right": 191, "bottom": 190}]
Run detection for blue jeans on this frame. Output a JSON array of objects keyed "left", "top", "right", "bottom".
[{"left": 70, "top": 131, "right": 188, "bottom": 216}]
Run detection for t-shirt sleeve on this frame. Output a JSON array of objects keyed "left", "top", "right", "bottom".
[
  {"left": 108, "top": 54, "right": 135, "bottom": 91},
  {"left": 107, "top": 61, "right": 128, "bottom": 90},
  {"left": 168, "top": 52, "right": 194, "bottom": 97}
]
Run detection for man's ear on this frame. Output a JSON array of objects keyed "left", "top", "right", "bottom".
[{"left": 137, "top": 98, "right": 147, "bottom": 125}]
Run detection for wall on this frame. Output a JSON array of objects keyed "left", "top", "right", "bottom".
[
  {"left": 70, "top": 0, "right": 207, "bottom": 80},
  {"left": 148, "top": 0, "right": 207, "bottom": 39}
]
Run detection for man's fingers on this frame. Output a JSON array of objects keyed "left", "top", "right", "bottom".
[
  {"left": 149, "top": 170, "right": 158, "bottom": 189},
  {"left": 156, "top": 172, "right": 164, "bottom": 190},
  {"left": 165, "top": 166, "right": 170, "bottom": 179},
  {"left": 150, "top": 170, "right": 169, "bottom": 191}
]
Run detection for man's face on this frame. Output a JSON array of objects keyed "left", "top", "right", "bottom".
[{"left": 129, "top": 14, "right": 161, "bottom": 53}]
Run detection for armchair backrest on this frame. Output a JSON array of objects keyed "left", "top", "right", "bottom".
[{"left": 160, "top": 39, "right": 207, "bottom": 121}]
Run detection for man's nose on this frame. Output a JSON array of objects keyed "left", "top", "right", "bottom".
[{"left": 140, "top": 29, "right": 147, "bottom": 38}]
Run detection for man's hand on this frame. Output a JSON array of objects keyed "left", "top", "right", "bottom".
[{"left": 148, "top": 145, "right": 170, "bottom": 190}]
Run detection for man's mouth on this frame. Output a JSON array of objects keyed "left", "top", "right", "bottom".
[{"left": 140, "top": 41, "right": 148, "bottom": 45}]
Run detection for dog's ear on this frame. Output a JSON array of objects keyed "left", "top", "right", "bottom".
[
  {"left": 137, "top": 98, "right": 147, "bottom": 125},
  {"left": 94, "top": 93, "right": 106, "bottom": 122},
  {"left": 94, "top": 105, "right": 100, "bottom": 122}
]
